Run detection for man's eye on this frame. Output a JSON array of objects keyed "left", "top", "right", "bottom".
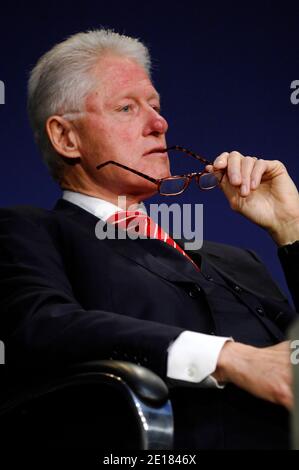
[
  {"left": 152, "top": 105, "right": 161, "bottom": 114},
  {"left": 121, "top": 105, "right": 131, "bottom": 112}
]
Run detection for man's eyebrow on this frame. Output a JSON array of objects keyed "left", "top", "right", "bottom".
[
  {"left": 148, "top": 92, "right": 161, "bottom": 101},
  {"left": 111, "top": 91, "right": 161, "bottom": 102}
]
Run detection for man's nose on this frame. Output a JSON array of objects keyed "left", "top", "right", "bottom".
[{"left": 143, "top": 109, "right": 168, "bottom": 136}]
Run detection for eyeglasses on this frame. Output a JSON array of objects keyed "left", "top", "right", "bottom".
[{"left": 96, "top": 145, "right": 224, "bottom": 196}]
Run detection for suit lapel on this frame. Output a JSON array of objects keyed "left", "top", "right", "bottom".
[
  {"left": 54, "top": 199, "right": 286, "bottom": 302},
  {"left": 54, "top": 199, "right": 200, "bottom": 284}
]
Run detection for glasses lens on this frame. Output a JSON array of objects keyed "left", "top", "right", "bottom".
[
  {"left": 198, "top": 171, "right": 223, "bottom": 190},
  {"left": 159, "top": 177, "right": 188, "bottom": 195}
]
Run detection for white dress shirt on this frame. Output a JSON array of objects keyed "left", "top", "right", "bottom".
[{"left": 62, "top": 190, "right": 232, "bottom": 387}]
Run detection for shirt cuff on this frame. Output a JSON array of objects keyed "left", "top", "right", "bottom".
[{"left": 167, "top": 330, "right": 233, "bottom": 387}]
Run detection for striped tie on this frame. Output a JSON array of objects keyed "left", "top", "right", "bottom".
[{"left": 108, "top": 210, "right": 199, "bottom": 271}]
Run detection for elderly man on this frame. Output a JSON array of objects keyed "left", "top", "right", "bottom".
[{"left": 0, "top": 29, "right": 299, "bottom": 449}]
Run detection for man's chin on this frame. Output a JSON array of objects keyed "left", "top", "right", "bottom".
[
  {"left": 142, "top": 157, "right": 170, "bottom": 180},
  {"left": 127, "top": 184, "right": 158, "bottom": 200},
  {"left": 151, "top": 165, "right": 171, "bottom": 180}
]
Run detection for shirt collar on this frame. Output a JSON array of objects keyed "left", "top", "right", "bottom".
[{"left": 62, "top": 190, "right": 146, "bottom": 221}]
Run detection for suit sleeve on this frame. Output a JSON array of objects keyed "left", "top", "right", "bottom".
[
  {"left": 0, "top": 208, "right": 184, "bottom": 377},
  {"left": 278, "top": 240, "right": 299, "bottom": 312}
]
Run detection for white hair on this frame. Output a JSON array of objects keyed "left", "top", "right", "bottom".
[{"left": 27, "top": 29, "right": 151, "bottom": 181}]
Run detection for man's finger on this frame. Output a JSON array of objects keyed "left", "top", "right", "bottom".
[
  {"left": 226, "top": 151, "right": 243, "bottom": 186},
  {"left": 240, "top": 157, "right": 258, "bottom": 197},
  {"left": 213, "top": 152, "right": 229, "bottom": 168},
  {"left": 250, "top": 159, "right": 268, "bottom": 189}
]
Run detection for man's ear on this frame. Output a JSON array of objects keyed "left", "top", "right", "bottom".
[{"left": 46, "top": 115, "right": 82, "bottom": 159}]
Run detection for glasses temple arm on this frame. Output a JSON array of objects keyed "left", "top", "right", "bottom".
[
  {"left": 96, "top": 160, "right": 158, "bottom": 184},
  {"left": 165, "top": 146, "right": 213, "bottom": 166}
]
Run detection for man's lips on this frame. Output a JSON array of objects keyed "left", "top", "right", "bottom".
[{"left": 143, "top": 147, "right": 168, "bottom": 156}]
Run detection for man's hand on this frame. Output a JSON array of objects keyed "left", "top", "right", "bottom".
[
  {"left": 207, "top": 151, "right": 299, "bottom": 246},
  {"left": 213, "top": 340, "right": 293, "bottom": 410}
]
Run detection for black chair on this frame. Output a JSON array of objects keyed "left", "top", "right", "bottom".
[{"left": 0, "top": 360, "right": 174, "bottom": 450}]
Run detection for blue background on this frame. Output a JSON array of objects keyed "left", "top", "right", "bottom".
[{"left": 0, "top": 0, "right": 298, "bottom": 302}]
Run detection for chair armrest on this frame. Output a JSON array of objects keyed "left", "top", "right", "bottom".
[
  {"left": 0, "top": 360, "right": 173, "bottom": 449},
  {"left": 67, "top": 360, "right": 169, "bottom": 406}
]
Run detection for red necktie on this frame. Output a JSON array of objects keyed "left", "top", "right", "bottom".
[{"left": 107, "top": 210, "right": 199, "bottom": 271}]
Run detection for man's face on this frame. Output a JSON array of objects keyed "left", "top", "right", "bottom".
[{"left": 73, "top": 54, "right": 171, "bottom": 200}]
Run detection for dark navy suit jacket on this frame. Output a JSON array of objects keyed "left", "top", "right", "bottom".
[{"left": 0, "top": 198, "right": 298, "bottom": 448}]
